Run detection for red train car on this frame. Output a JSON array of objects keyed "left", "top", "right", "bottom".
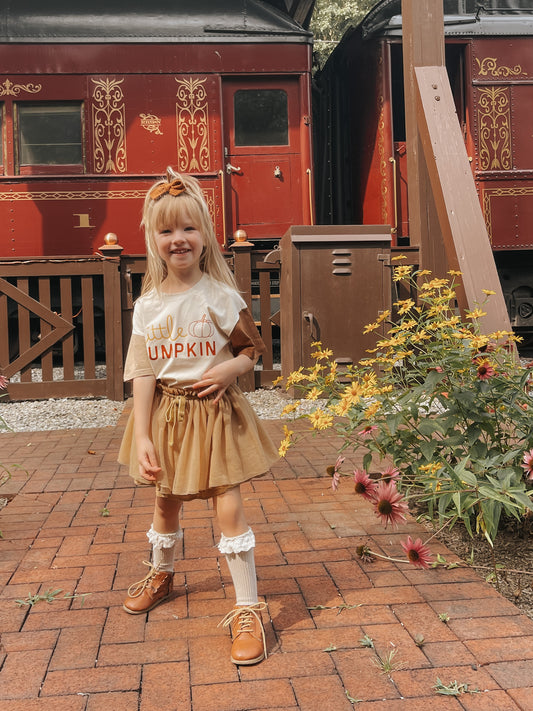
[
  {"left": 0, "top": 0, "right": 314, "bottom": 257},
  {"left": 314, "top": 0, "right": 533, "bottom": 339}
]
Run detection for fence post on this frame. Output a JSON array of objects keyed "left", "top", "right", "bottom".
[
  {"left": 100, "top": 233, "right": 125, "bottom": 400},
  {"left": 230, "top": 232, "right": 255, "bottom": 392}
]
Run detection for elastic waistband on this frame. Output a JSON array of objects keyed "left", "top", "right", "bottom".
[{"left": 156, "top": 382, "right": 213, "bottom": 400}]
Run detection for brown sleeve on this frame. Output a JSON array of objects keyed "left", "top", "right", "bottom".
[
  {"left": 123, "top": 333, "right": 154, "bottom": 381},
  {"left": 229, "top": 308, "right": 266, "bottom": 364}
]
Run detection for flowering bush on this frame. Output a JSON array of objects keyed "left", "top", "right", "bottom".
[{"left": 278, "top": 263, "right": 533, "bottom": 545}]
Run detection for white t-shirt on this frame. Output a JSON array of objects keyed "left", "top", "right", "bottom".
[{"left": 124, "top": 274, "right": 253, "bottom": 387}]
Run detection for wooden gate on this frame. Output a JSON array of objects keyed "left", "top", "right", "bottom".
[
  {"left": 0, "top": 243, "right": 281, "bottom": 401},
  {"left": 0, "top": 255, "right": 124, "bottom": 400}
]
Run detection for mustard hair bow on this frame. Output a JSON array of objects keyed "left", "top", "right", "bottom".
[{"left": 149, "top": 178, "right": 186, "bottom": 201}]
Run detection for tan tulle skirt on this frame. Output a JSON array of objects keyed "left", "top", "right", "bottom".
[{"left": 118, "top": 382, "right": 279, "bottom": 500}]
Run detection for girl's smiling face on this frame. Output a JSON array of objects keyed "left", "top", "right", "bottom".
[{"left": 155, "top": 208, "right": 204, "bottom": 285}]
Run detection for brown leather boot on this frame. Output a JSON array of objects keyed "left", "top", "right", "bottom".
[
  {"left": 219, "top": 602, "right": 268, "bottom": 665},
  {"left": 123, "top": 561, "right": 173, "bottom": 615}
]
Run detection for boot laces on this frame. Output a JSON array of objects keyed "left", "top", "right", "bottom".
[
  {"left": 127, "top": 560, "right": 166, "bottom": 598},
  {"left": 218, "top": 602, "right": 268, "bottom": 658}
]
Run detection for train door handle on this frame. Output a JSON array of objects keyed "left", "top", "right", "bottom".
[
  {"left": 303, "top": 310, "right": 319, "bottom": 340},
  {"left": 226, "top": 163, "right": 242, "bottom": 174}
]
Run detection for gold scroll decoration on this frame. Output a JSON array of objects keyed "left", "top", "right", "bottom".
[
  {"left": 139, "top": 113, "right": 163, "bottom": 135},
  {"left": 475, "top": 57, "right": 526, "bottom": 78},
  {"left": 91, "top": 78, "right": 127, "bottom": 173},
  {"left": 175, "top": 77, "right": 210, "bottom": 172},
  {"left": 0, "top": 79, "right": 42, "bottom": 96},
  {"left": 477, "top": 86, "right": 512, "bottom": 171}
]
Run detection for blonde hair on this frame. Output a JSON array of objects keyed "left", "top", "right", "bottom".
[{"left": 140, "top": 168, "right": 238, "bottom": 295}]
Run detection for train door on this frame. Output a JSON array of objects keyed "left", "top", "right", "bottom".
[{"left": 222, "top": 78, "right": 303, "bottom": 243}]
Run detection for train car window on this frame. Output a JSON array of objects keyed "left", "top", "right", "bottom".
[
  {"left": 17, "top": 103, "right": 82, "bottom": 167},
  {"left": 234, "top": 90, "right": 288, "bottom": 146}
]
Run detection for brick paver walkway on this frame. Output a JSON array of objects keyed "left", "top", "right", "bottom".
[{"left": 1, "top": 409, "right": 532, "bottom": 710}]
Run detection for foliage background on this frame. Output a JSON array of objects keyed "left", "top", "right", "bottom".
[{"left": 310, "top": 0, "right": 377, "bottom": 68}]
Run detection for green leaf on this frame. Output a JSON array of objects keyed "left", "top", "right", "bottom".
[
  {"left": 466, "top": 426, "right": 482, "bottom": 446},
  {"left": 420, "top": 440, "right": 438, "bottom": 461},
  {"left": 418, "top": 418, "right": 443, "bottom": 436}
]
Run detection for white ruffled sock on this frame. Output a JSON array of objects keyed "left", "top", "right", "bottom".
[
  {"left": 218, "top": 527, "right": 258, "bottom": 606},
  {"left": 147, "top": 524, "right": 183, "bottom": 573}
]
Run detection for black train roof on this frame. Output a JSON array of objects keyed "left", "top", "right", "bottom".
[
  {"left": 0, "top": 0, "right": 313, "bottom": 43},
  {"left": 361, "top": 0, "right": 533, "bottom": 38}
]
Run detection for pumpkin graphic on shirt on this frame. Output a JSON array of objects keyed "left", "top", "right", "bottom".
[{"left": 188, "top": 314, "right": 214, "bottom": 339}]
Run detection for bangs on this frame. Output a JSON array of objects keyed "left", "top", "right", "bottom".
[{"left": 152, "top": 193, "right": 203, "bottom": 232}]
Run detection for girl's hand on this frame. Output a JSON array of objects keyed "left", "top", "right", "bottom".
[
  {"left": 137, "top": 436, "right": 162, "bottom": 482},
  {"left": 193, "top": 355, "right": 252, "bottom": 403}
]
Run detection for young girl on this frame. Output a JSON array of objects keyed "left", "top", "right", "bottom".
[{"left": 118, "top": 169, "right": 278, "bottom": 665}]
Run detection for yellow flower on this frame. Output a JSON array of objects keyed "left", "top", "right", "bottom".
[
  {"left": 363, "top": 321, "right": 380, "bottom": 334},
  {"left": 325, "top": 363, "right": 338, "bottom": 386},
  {"left": 441, "top": 316, "right": 461, "bottom": 327},
  {"left": 278, "top": 439, "right": 291, "bottom": 457},
  {"left": 311, "top": 348, "right": 333, "bottom": 360},
  {"left": 487, "top": 330, "right": 506, "bottom": 340},
  {"left": 392, "top": 265, "right": 413, "bottom": 282},
  {"left": 282, "top": 424, "right": 293, "bottom": 438},
  {"left": 396, "top": 350, "right": 414, "bottom": 359},
  {"left": 394, "top": 298, "right": 415, "bottom": 315},
  {"left": 482, "top": 289, "right": 496, "bottom": 296},
  {"left": 281, "top": 401, "right": 301, "bottom": 416},
  {"left": 447, "top": 269, "right": 462, "bottom": 276},
  {"left": 376, "top": 309, "right": 391, "bottom": 324},
  {"left": 420, "top": 278, "right": 449, "bottom": 291},
  {"left": 417, "top": 269, "right": 432, "bottom": 276},
  {"left": 376, "top": 334, "right": 407, "bottom": 349},
  {"left": 358, "top": 358, "right": 376, "bottom": 367},
  {"left": 419, "top": 462, "right": 443, "bottom": 474},
  {"left": 465, "top": 308, "right": 487, "bottom": 320},
  {"left": 272, "top": 375, "right": 283, "bottom": 387},
  {"left": 469, "top": 334, "right": 489, "bottom": 350},
  {"left": 364, "top": 401, "right": 381, "bottom": 419},
  {"left": 333, "top": 399, "right": 352, "bottom": 417},
  {"left": 391, "top": 254, "right": 407, "bottom": 261},
  {"left": 428, "top": 304, "right": 448, "bottom": 316},
  {"left": 342, "top": 381, "right": 362, "bottom": 405},
  {"left": 285, "top": 368, "right": 306, "bottom": 388},
  {"left": 411, "top": 330, "right": 430, "bottom": 343},
  {"left": 362, "top": 371, "right": 378, "bottom": 386},
  {"left": 401, "top": 319, "right": 417, "bottom": 330},
  {"left": 306, "top": 387, "right": 323, "bottom": 401},
  {"left": 308, "top": 409, "right": 333, "bottom": 430},
  {"left": 311, "top": 341, "right": 322, "bottom": 348}
]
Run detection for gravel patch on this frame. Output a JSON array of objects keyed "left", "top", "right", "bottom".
[
  {"left": 0, "top": 388, "right": 324, "bottom": 432},
  {"left": 0, "top": 397, "right": 126, "bottom": 432}
]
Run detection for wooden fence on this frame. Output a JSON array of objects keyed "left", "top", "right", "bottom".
[{"left": 0, "top": 242, "right": 281, "bottom": 401}]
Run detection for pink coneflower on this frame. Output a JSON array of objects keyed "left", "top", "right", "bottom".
[
  {"left": 381, "top": 466, "right": 400, "bottom": 484},
  {"left": 358, "top": 425, "right": 378, "bottom": 438},
  {"left": 400, "top": 536, "right": 433, "bottom": 569},
  {"left": 0, "top": 375, "right": 7, "bottom": 390},
  {"left": 476, "top": 359, "right": 496, "bottom": 380},
  {"left": 328, "top": 455, "right": 345, "bottom": 491},
  {"left": 353, "top": 469, "right": 378, "bottom": 501},
  {"left": 521, "top": 449, "right": 533, "bottom": 480},
  {"left": 373, "top": 481, "right": 409, "bottom": 529}
]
